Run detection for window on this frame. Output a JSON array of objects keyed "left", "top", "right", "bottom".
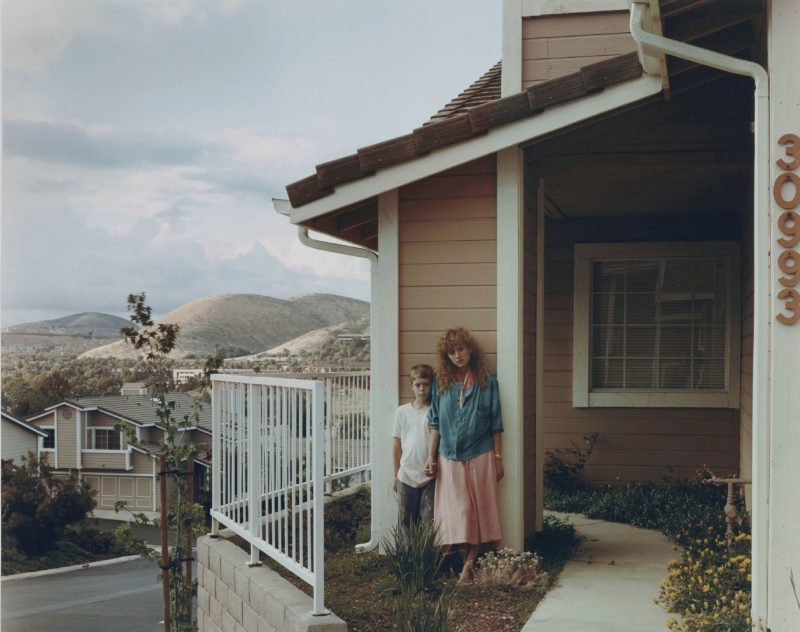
[
  {"left": 42, "top": 428, "right": 55, "bottom": 450},
  {"left": 573, "top": 242, "right": 740, "bottom": 408},
  {"left": 87, "top": 427, "right": 122, "bottom": 450}
]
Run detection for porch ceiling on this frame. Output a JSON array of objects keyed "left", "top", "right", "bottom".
[{"left": 524, "top": 75, "right": 753, "bottom": 218}]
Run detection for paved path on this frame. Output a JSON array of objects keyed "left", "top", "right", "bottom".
[{"left": 523, "top": 513, "right": 676, "bottom": 632}]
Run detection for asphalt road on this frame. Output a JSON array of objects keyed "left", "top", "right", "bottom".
[{"left": 1, "top": 558, "right": 164, "bottom": 632}]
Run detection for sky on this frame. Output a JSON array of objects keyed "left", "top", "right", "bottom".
[{"left": 1, "top": 0, "right": 502, "bottom": 326}]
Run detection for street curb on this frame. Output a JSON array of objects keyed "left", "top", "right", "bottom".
[{"left": 1, "top": 554, "right": 142, "bottom": 582}]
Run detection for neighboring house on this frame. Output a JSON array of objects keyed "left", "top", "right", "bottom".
[
  {"left": 1, "top": 409, "right": 48, "bottom": 463},
  {"left": 26, "top": 391, "right": 211, "bottom": 516},
  {"left": 280, "top": 1, "right": 798, "bottom": 628},
  {"left": 120, "top": 381, "right": 148, "bottom": 395}
]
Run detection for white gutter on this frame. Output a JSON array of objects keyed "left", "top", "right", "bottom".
[
  {"left": 273, "top": 198, "right": 380, "bottom": 553},
  {"left": 629, "top": 3, "right": 769, "bottom": 629}
]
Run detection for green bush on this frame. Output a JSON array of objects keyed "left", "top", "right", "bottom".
[
  {"left": 324, "top": 486, "right": 370, "bottom": 552},
  {"left": 1, "top": 453, "right": 96, "bottom": 555},
  {"left": 525, "top": 514, "right": 580, "bottom": 570}
]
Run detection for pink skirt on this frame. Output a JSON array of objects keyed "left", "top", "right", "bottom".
[{"left": 434, "top": 450, "right": 502, "bottom": 546}]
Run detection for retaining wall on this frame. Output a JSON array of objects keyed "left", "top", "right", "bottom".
[{"left": 197, "top": 534, "right": 347, "bottom": 632}]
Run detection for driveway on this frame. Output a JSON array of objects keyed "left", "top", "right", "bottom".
[{"left": 1, "top": 558, "right": 163, "bottom": 632}]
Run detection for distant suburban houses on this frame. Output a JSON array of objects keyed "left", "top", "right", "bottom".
[
  {"left": 23, "top": 388, "right": 211, "bottom": 518},
  {"left": 2, "top": 409, "right": 48, "bottom": 463}
]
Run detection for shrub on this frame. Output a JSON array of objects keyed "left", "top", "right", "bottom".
[
  {"left": 658, "top": 531, "right": 751, "bottom": 632},
  {"left": 395, "top": 590, "right": 451, "bottom": 632},
  {"left": 475, "top": 548, "right": 548, "bottom": 591},
  {"left": 543, "top": 433, "right": 598, "bottom": 495},
  {"left": 324, "top": 486, "right": 370, "bottom": 552},
  {"left": 525, "top": 514, "right": 580, "bottom": 570},
  {"left": 1, "top": 453, "right": 96, "bottom": 555}
]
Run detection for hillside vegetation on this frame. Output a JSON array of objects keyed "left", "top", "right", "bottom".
[{"left": 80, "top": 293, "right": 368, "bottom": 360}]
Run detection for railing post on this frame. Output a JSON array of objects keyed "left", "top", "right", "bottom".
[
  {"left": 211, "top": 379, "right": 220, "bottom": 536},
  {"left": 325, "top": 379, "right": 332, "bottom": 494},
  {"left": 247, "top": 383, "right": 261, "bottom": 566},
  {"left": 311, "top": 380, "right": 328, "bottom": 615}
]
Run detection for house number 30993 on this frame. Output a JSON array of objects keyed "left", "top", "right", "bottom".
[{"left": 775, "top": 133, "right": 800, "bottom": 325}]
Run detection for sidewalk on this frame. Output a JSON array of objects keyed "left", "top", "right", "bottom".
[{"left": 523, "top": 513, "right": 676, "bottom": 632}]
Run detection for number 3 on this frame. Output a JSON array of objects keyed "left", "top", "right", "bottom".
[{"left": 777, "top": 133, "right": 800, "bottom": 171}]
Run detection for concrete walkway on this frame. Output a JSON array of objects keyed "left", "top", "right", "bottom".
[{"left": 522, "top": 513, "right": 677, "bottom": 632}]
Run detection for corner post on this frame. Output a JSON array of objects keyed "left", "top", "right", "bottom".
[{"left": 497, "top": 146, "right": 525, "bottom": 551}]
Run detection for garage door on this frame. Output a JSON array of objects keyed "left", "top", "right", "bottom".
[{"left": 85, "top": 475, "right": 152, "bottom": 510}]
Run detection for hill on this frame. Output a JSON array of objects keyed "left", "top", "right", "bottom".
[
  {"left": 1, "top": 312, "right": 133, "bottom": 354},
  {"left": 240, "top": 316, "right": 370, "bottom": 360},
  {"left": 80, "top": 293, "right": 368, "bottom": 360}
]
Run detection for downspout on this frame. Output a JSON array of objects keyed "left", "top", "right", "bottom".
[
  {"left": 629, "top": 3, "right": 769, "bottom": 628},
  {"left": 294, "top": 226, "right": 380, "bottom": 554}
]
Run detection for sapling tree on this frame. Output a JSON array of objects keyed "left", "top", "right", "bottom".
[{"left": 114, "top": 293, "right": 221, "bottom": 632}]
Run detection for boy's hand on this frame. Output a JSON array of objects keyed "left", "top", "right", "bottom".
[
  {"left": 392, "top": 477, "right": 397, "bottom": 493},
  {"left": 424, "top": 456, "right": 438, "bottom": 477}
]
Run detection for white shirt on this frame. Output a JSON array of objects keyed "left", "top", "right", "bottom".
[{"left": 392, "top": 402, "right": 433, "bottom": 488}]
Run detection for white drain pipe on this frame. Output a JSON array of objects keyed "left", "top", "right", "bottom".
[
  {"left": 294, "top": 226, "right": 380, "bottom": 554},
  {"left": 629, "top": 3, "right": 769, "bottom": 628}
]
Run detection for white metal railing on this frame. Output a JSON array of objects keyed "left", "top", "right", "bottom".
[
  {"left": 211, "top": 374, "right": 327, "bottom": 614},
  {"left": 243, "top": 371, "right": 371, "bottom": 491}
]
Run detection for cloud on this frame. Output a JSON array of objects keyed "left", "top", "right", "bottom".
[
  {"left": 4, "top": 119, "right": 207, "bottom": 168},
  {"left": 1, "top": 206, "right": 368, "bottom": 321}
]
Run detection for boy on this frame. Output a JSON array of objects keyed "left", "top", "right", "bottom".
[{"left": 392, "top": 363, "right": 435, "bottom": 527}]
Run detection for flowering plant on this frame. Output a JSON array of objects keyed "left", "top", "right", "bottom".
[
  {"left": 475, "top": 547, "right": 548, "bottom": 591},
  {"left": 658, "top": 527, "right": 751, "bottom": 632}
]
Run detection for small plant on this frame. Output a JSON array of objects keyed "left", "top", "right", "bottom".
[
  {"left": 658, "top": 529, "right": 751, "bottom": 632},
  {"left": 383, "top": 520, "right": 445, "bottom": 595},
  {"left": 475, "top": 547, "right": 548, "bottom": 591},
  {"left": 395, "top": 590, "right": 451, "bottom": 632},
  {"left": 544, "top": 432, "right": 598, "bottom": 497}
]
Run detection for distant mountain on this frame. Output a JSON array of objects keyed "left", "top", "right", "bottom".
[
  {"left": 1, "top": 312, "right": 133, "bottom": 354},
  {"left": 81, "top": 293, "right": 369, "bottom": 360},
  {"left": 2, "top": 312, "right": 132, "bottom": 337}
]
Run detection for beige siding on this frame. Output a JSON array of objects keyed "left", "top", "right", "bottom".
[
  {"left": 521, "top": 12, "right": 636, "bottom": 90},
  {"left": 543, "top": 217, "right": 740, "bottom": 483},
  {"left": 56, "top": 407, "right": 77, "bottom": 468},
  {"left": 398, "top": 157, "right": 497, "bottom": 398},
  {"left": 82, "top": 451, "right": 127, "bottom": 470},
  {"left": 132, "top": 449, "right": 155, "bottom": 474},
  {"left": 2, "top": 420, "right": 40, "bottom": 462}
]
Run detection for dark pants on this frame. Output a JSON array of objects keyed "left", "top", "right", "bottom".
[{"left": 398, "top": 479, "right": 435, "bottom": 528}]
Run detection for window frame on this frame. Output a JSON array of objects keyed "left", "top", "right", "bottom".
[
  {"left": 573, "top": 241, "right": 741, "bottom": 408},
  {"left": 41, "top": 427, "right": 56, "bottom": 450},
  {"left": 85, "top": 426, "right": 125, "bottom": 452}
]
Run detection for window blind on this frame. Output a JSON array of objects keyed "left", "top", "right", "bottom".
[{"left": 590, "top": 257, "right": 728, "bottom": 391}]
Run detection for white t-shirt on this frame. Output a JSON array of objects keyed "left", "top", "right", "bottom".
[{"left": 392, "top": 402, "right": 433, "bottom": 488}]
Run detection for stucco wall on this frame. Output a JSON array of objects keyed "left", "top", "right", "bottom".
[{"left": 196, "top": 535, "right": 346, "bottom": 632}]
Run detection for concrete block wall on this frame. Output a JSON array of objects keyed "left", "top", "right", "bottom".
[{"left": 197, "top": 535, "right": 347, "bottom": 632}]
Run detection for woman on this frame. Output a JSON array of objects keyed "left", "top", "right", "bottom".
[{"left": 424, "top": 327, "right": 503, "bottom": 582}]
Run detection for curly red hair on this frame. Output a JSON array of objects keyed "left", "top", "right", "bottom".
[{"left": 434, "top": 327, "right": 489, "bottom": 394}]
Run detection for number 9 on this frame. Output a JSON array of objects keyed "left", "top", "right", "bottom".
[{"left": 778, "top": 211, "right": 800, "bottom": 248}]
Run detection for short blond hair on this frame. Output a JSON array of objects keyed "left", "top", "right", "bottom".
[{"left": 408, "top": 363, "right": 434, "bottom": 384}]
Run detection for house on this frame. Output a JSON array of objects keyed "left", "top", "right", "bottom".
[
  {"left": 279, "top": 1, "right": 798, "bottom": 628},
  {"left": 25, "top": 391, "right": 211, "bottom": 517},
  {"left": 1, "top": 409, "right": 48, "bottom": 463}
]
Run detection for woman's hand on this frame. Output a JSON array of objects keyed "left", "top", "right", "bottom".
[
  {"left": 424, "top": 455, "right": 438, "bottom": 477},
  {"left": 495, "top": 456, "right": 504, "bottom": 481}
]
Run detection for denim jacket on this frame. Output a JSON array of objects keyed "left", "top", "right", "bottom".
[{"left": 428, "top": 374, "right": 503, "bottom": 462}]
